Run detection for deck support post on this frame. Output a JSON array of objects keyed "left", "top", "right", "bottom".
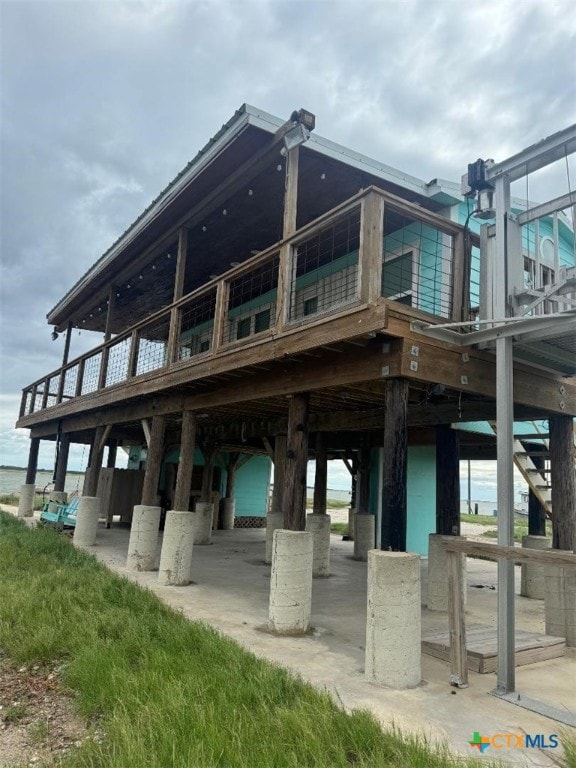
[
  {"left": 269, "top": 529, "right": 313, "bottom": 634},
  {"left": 545, "top": 414, "right": 576, "bottom": 645},
  {"left": 428, "top": 426, "right": 466, "bottom": 610},
  {"left": 53, "top": 434, "right": 71, "bottom": 492},
  {"left": 282, "top": 393, "right": 309, "bottom": 531},
  {"left": 159, "top": 510, "right": 194, "bottom": 586},
  {"left": 380, "top": 378, "right": 408, "bottom": 551},
  {"left": 222, "top": 452, "right": 239, "bottom": 530},
  {"left": 306, "top": 432, "right": 331, "bottom": 576},
  {"left": 527, "top": 450, "right": 547, "bottom": 536},
  {"left": 141, "top": 416, "right": 166, "bottom": 506},
  {"left": 173, "top": 411, "right": 197, "bottom": 511},
  {"left": 83, "top": 425, "right": 107, "bottom": 497},
  {"left": 18, "top": 437, "right": 40, "bottom": 517},
  {"left": 266, "top": 435, "right": 287, "bottom": 563},
  {"left": 354, "top": 439, "right": 373, "bottom": 560},
  {"left": 106, "top": 439, "right": 118, "bottom": 469}
]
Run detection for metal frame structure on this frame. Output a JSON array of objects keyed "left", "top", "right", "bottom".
[{"left": 417, "top": 124, "right": 576, "bottom": 697}]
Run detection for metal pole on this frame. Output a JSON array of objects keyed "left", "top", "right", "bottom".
[
  {"left": 467, "top": 459, "right": 472, "bottom": 514},
  {"left": 493, "top": 174, "right": 516, "bottom": 695}
]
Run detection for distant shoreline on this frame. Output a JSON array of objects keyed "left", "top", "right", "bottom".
[{"left": 0, "top": 466, "right": 85, "bottom": 475}]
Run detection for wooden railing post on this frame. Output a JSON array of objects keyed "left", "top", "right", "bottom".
[
  {"left": 56, "top": 368, "right": 66, "bottom": 404},
  {"left": 212, "top": 280, "right": 229, "bottom": 353},
  {"left": 166, "top": 307, "right": 181, "bottom": 365},
  {"left": 447, "top": 546, "right": 468, "bottom": 688},
  {"left": 30, "top": 384, "right": 38, "bottom": 414},
  {"left": 98, "top": 346, "right": 110, "bottom": 390},
  {"left": 75, "top": 359, "right": 85, "bottom": 398},
  {"left": 451, "top": 231, "right": 467, "bottom": 321},
  {"left": 358, "top": 191, "right": 385, "bottom": 304},
  {"left": 275, "top": 243, "right": 292, "bottom": 332}
]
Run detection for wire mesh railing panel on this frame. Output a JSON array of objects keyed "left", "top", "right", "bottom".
[
  {"left": 382, "top": 210, "right": 454, "bottom": 318},
  {"left": 105, "top": 336, "right": 132, "bottom": 387},
  {"left": 178, "top": 289, "right": 217, "bottom": 359},
  {"left": 469, "top": 244, "right": 481, "bottom": 319},
  {"left": 81, "top": 353, "right": 102, "bottom": 395},
  {"left": 135, "top": 316, "right": 171, "bottom": 375},
  {"left": 289, "top": 208, "right": 360, "bottom": 322},
  {"left": 62, "top": 365, "right": 79, "bottom": 400},
  {"left": 45, "top": 374, "right": 60, "bottom": 408},
  {"left": 23, "top": 390, "right": 32, "bottom": 415},
  {"left": 33, "top": 389, "right": 44, "bottom": 413},
  {"left": 223, "top": 256, "right": 279, "bottom": 344}
]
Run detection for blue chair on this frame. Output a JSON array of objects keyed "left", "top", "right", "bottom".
[{"left": 39, "top": 495, "right": 80, "bottom": 529}]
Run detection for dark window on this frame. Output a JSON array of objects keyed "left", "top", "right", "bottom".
[
  {"left": 236, "top": 317, "right": 251, "bottom": 339},
  {"left": 199, "top": 339, "right": 210, "bottom": 353},
  {"left": 254, "top": 308, "right": 271, "bottom": 334},
  {"left": 303, "top": 296, "right": 318, "bottom": 316}
]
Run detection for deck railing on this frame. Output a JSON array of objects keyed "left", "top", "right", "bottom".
[{"left": 19, "top": 187, "right": 468, "bottom": 419}]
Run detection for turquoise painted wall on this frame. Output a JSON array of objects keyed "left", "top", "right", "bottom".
[
  {"left": 232, "top": 455, "right": 271, "bottom": 517},
  {"left": 406, "top": 446, "right": 436, "bottom": 556}
]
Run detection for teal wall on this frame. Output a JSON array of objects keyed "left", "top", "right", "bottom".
[
  {"left": 232, "top": 455, "right": 271, "bottom": 517},
  {"left": 406, "top": 446, "right": 436, "bottom": 555}
]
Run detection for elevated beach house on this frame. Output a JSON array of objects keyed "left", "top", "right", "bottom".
[{"left": 16, "top": 106, "right": 575, "bottom": 560}]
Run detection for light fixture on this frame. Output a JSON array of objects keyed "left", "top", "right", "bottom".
[
  {"left": 277, "top": 164, "right": 282, "bottom": 172},
  {"left": 167, "top": 252, "right": 171, "bottom": 259},
  {"left": 202, "top": 226, "right": 207, "bottom": 232},
  {"left": 248, "top": 189, "right": 253, "bottom": 196},
  {"left": 222, "top": 208, "right": 227, "bottom": 216},
  {"left": 139, "top": 274, "right": 143, "bottom": 280},
  {"left": 282, "top": 123, "right": 310, "bottom": 153},
  {"left": 51, "top": 329, "right": 59, "bottom": 341}
]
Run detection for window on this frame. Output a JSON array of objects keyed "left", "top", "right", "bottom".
[
  {"left": 236, "top": 317, "right": 251, "bottom": 340},
  {"left": 254, "top": 308, "right": 271, "bottom": 334},
  {"left": 199, "top": 339, "right": 210, "bottom": 353},
  {"left": 303, "top": 296, "right": 318, "bottom": 316}
]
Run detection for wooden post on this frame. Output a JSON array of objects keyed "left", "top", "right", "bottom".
[
  {"left": 62, "top": 320, "right": 73, "bottom": 366},
  {"left": 436, "top": 426, "right": 461, "bottom": 535},
  {"left": 173, "top": 227, "right": 188, "bottom": 302},
  {"left": 25, "top": 437, "right": 41, "bottom": 485},
  {"left": 381, "top": 378, "right": 408, "bottom": 551},
  {"left": 127, "top": 330, "right": 139, "bottom": 377},
  {"left": 447, "top": 548, "right": 468, "bottom": 687},
  {"left": 106, "top": 439, "right": 118, "bottom": 469},
  {"left": 451, "top": 231, "right": 467, "bottom": 322},
  {"left": 173, "top": 411, "right": 197, "bottom": 511},
  {"left": 225, "top": 452, "right": 240, "bottom": 499},
  {"left": 549, "top": 414, "right": 575, "bottom": 550},
  {"left": 271, "top": 435, "right": 287, "bottom": 515},
  {"left": 83, "top": 425, "right": 107, "bottom": 496},
  {"left": 98, "top": 346, "right": 110, "bottom": 390},
  {"left": 275, "top": 243, "right": 292, "bottom": 332},
  {"left": 357, "top": 439, "right": 371, "bottom": 513},
  {"left": 358, "top": 191, "right": 385, "bottom": 304},
  {"left": 283, "top": 145, "right": 299, "bottom": 238},
  {"left": 282, "top": 393, "right": 309, "bottom": 530},
  {"left": 141, "top": 416, "right": 166, "bottom": 506},
  {"left": 200, "top": 442, "right": 217, "bottom": 503},
  {"left": 53, "top": 434, "right": 71, "bottom": 492},
  {"left": 104, "top": 286, "right": 116, "bottom": 342},
  {"left": 527, "top": 449, "right": 547, "bottom": 537},
  {"left": 312, "top": 433, "right": 327, "bottom": 515},
  {"left": 212, "top": 280, "right": 229, "bottom": 352},
  {"left": 75, "top": 359, "right": 85, "bottom": 397}
]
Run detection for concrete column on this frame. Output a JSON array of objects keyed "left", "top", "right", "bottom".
[
  {"left": 265, "top": 512, "right": 283, "bottom": 564},
  {"left": 269, "top": 530, "right": 313, "bottom": 634},
  {"left": 158, "top": 511, "right": 194, "bottom": 586},
  {"left": 365, "top": 550, "right": 421, "bottom": 688},
  {"left": 222, "top": 498, "right": 235, "bottom": 530},
  {"left": 49, "top": 491, "right": 68, "bottom": 505},
  {"left": 126, "top": 505, "right": 161, "bottom": 570},
  {"left": 520, "top": 535, "right": 551, "bottom": 599},
  {"left": 427, "top": 533, "right": 467, "bottom": 612},
  {"left": 305, "top": 513, "right": 331, "bottom": 577},
  {"left": 17, "top": 484, "right": 36, "bottom": 518},
  {"left": 353, "top": 514, "right": 375, "bottom": 561},
  {"left": 347, "top": 507, "right": 355, "bottom": 541},
  {"left": 193, "top": 502, "right": 213, "bottom": 545},
  {"left": 545, "top": 566, "right": 576, "bottom": 646},
  {"left": 73, "top": 497, "right": 101, "bottom": 547}
]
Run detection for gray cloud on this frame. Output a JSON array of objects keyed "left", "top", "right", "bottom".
[{"left": 1, "top": 0, "right": 575, "bottom": 466}]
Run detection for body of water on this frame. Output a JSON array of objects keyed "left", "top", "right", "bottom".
[{"left": 0, "top": 469, "right": 85, "bottom": 497}]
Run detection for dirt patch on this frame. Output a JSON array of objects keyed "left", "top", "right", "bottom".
[{"left": 0, "top": 655, "right": 98, "bottom": 767}]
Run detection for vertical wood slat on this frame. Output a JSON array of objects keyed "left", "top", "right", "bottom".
[
  {"left": 282, "top": 393, "right": 309, "bottom": 530},
  {"left": 447, "top": 548, "right": 468, "bottom": 687},
  {"left": 282, "top": 145, "right": 299, "bottom": 239},
  {"left": 41, "top": 378, "right": 50, "bottom": 410},
  {"left": 380, "top": 378, "right": 408, "bottom": 551},
  {"left": 141, "top": 415, "right": 166, "bottom": 506},
  {"left": 212, "top": 280, "right": 229, "bottom": 353},
  {"left": 166, "top": 307, "right": 181, "bottom": 366},
  {"left": 271, "top": 435, "right": 287, "bottom": 516},
  {"left": 275, "top": 243, "right": 292, "bottom": 333},
  {"left": 173, "top": 411, "right": 197, "bottom": 511},
  {"left": 127, "top": 330, "right": 139, "bottom": 377},
  {"left": 98, "top": 346, "right": 110, "bottom": 390},
  {"left": 358, "top": 191, "right": 385, "bottom": 304},
  {"left": 30, "top": 384, "right": 38, "bottom": 414},
  {"left": 75, "top": 359, "right": 86, "bottom": 398}
]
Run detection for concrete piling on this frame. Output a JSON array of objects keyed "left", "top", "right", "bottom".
[
  {"left": 269, "top": 530, "right": 313, "bottom": 634},
  {"left": 158, "top": 510, "right": 194, "bottom": 586},
  {"left": 545, "top": 566, "right": 576, "bottom": 646},
  {"left": 17, "top": 483, "right": 36, "bottom": 517},
  {"left": 265, "top": 512, "right": 283, "bottom": 564},
  {"left": 193, "top": 502, "right": 213, "bottom": 545},
  {"left": 126, "top": 505, "right": 161, "bottom": 570},
  {"left": 353, "top": 514, "right": 374, "bottom": 561},
  {"left": 365, "top": 550, "right": 421, "bottom": 688},
  {"left": 222, "top": 498, "right": 235, "bottom": 530},
  {"left": 520, "top": 535, "right": 551, "bottom": 599},
  {"left": 73, "top": 497, "right": 101, "bottom": 547},
  {"left": 305, "top": 513, "right": 331, "bottom": 576}
]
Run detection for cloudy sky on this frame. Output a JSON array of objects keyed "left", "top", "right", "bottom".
[{"left": 1, "top": 0, "right": 575, "bottom": 491}]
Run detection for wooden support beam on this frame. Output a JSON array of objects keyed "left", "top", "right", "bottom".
[
  {"left": 25, "top": 437, "right": 41, "bottom": 485},
  {"left": 381, "top": 378, "right": 408, "bottom": 551},
  {"left": 312, "top": 432, "right": 327, "bottom": 515},
  {"left": 447, "top": 548, "right": 468, "bottom": 688},
  {"left": 282, "top": 394, "right": 309, "bottom": 530},
  {"left": 357, "top": 437, "right": 371, "bottom": 513},
  {"left": 104, "top": 286, "right": 116, "bottom": 342},
  {"left": 549, "top": 414, "right": 576, "bottom": 550},
  {"left": 53, "top": 434, "right": 71, "bottom": 492},
  {"left": 141, "top": 415, "right": 166, "bottom": 506},
  {"left": 527, "top": 448, "right": 547, "bottom": 536},
  {"left": 200, "top": 441, "right": 218, "bottom": 502},
  {"left": 262, "top": 437, "right": 274, "bottom": 460},
  {"left": 271, "top": 435, "right": 287, "bottom": 516},
  {"left": 62, "top": 321, "right": 73, "bottom": 367},
  {"left": 436, "top": 426, "right": 460, "bottom": 535},
  {"left": 212, "top": 280, "right": 229, "bottom": 353},
  {"left": 83, "top": 425, "right": 107, "bottom": 496},
  {"left": 358, "top": 191, "right": 385, "bottom": 304},
  {"left": 98, "top": 424, "right": 113, "bottom": 453},
  {"left": 173, "top": 411, "right": 196, "bottom": 511},
  {"left": 282, "top": 145, "right": 299, "bottom": 239},
  {"left": 141, "top": 419, "right": 151, "bottom": 447},
  {"left": 442, "top": 537, "right": 576, "bottom": 567},
  {"left": 173, "top": 227, "right": 188, "bottom": 302},
  {"left": 106, "top": 439, "right": 118, "bottom": 469},
  {"left": 225, "top": 452, "right": 240, "bottom": 498}
]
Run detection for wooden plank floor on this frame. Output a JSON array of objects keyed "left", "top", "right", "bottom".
[{"left": 422, "top": 623, "right": 566, "bottom": 673}]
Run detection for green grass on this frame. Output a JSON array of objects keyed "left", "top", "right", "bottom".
[
  {"left": 0, "top": 492, "right": 46, "bottom": 510},
  {"left": 307, "top": 498, "right": 350, "bottom": 510},
  {"left": 0, "top": 512, "right": 502, "bottom": 768},
  {"left": 330, "top": 522, "right": 349, "bottom": 535},
  {"left": 460, "top": 512, "right": 499, "bottom": 525}
]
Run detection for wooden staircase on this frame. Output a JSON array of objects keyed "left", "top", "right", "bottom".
[{"left": 489, "top": 421, "right": 552, "bottom": 517}]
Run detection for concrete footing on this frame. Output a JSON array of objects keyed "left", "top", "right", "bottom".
[
  {"left": 305, "top": 513, "right": 331, "bottom": 576},
  {"left": 222, "top": 498, "right": 235, "bottom": 530},
  {"left": 126, "top": 505, "right": 161, "bottom": 570},
  {"left": 49, "top": 491, "right": 68, "bottom": 505},
  {"left": 265, "top": 512, "right": 283, "bottom": 564},
  {"left": 17, "top": 484, "right": 36, "bottom": 517},
  {"left": 545, "top": 566, "right": 576, "bottom": 646},
  {"left": 347, "top": 507, "right": 355, "bottom": 540},
  {"left": 158, "top": 510, "right": 194, "bottom": 586},
  {"left": 269, "top": 530, "right": 313, "bottom": 634},
  {"left": 520, "top": 535, "right": 551, "bottom": 599},
  {"left": 365, "top": 550, "right": 421, "bottom": 688},
  {"left": 427, "top": 534, "right": 467, "bottom": 612},
  {"left": 73, "top": 497, "right": 100, "bottom": 547},
  {"left": 353, "top": 514, "right": 375, "bottom": 561},
  {"left": 193, "top": 502, "right": 213, "bottom": 545}
]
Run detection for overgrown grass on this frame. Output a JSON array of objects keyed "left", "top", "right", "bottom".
[
  {"left": 0, "top": 492, "right": 45, "bottom": 510},
  {"left": 0, "top": 512, "right": 502, "bottom": 768},
  {"left": 330, "top": 522, "right": 349, "bottom": 535},
  {"left": 306, "top": 498, "right": 349, "bottom": 510}
]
